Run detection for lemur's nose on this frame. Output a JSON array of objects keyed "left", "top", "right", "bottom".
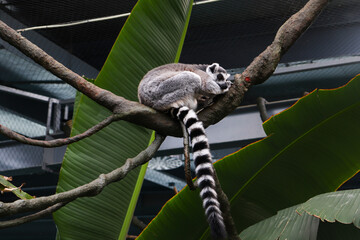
[{"left": 219, "top": 82, "right": 228, "bottom": 89}]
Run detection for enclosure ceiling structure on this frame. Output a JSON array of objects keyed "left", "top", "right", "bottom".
[
  {"left": 0, "top": 48, "right": 76, "bottom": 99},
  {"left": 0, "top": 0, "right": 358, "bottom": 99},
  {"left": 0, "top": 0, "right": 359, "bottom": 69}
]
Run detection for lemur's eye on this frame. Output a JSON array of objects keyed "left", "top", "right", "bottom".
[{"left": 217, "top": 74, "right": 224, "bottom": 80}]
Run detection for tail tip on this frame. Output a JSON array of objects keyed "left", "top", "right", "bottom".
[
  {"left": 210, "top": 225, "right": 227, "bottom": 240},
  {"left": 208, "top": 213, "right": 227, "bottom": 239}
]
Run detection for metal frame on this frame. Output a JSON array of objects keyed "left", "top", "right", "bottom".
[
  {"left": 229, "top": 55, "right": 360, "bottom": 77},
  {"left": 0, "top": 85, "right": 50, "bottom": 102},
  {"left": 273, "top": 55, "right": 360, "bottom": 75},
  {"left": 0, "top": 85, "right": 74, "bottom": 171}
]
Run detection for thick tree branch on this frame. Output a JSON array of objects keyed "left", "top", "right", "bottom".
[
  {"left": 0, "top": 20, "right": 181, "bottom": 137},
  {"left": 0, "top": 114, "right": 120, "bottom": 147},
  {"left": 0, "top": 202, "right": 67, "bottom": 229},
  {"left": 0, "top": 0, "right": 328, "bottom": 139},
  {"left": 0, "top": 0, "right": 329, "bottom": 139},
  {"left": 0, "top": 133, "right": 165, "bottom": 218},
  {"left": 198, "top": 0, "right": 329, "bottom": 127}
]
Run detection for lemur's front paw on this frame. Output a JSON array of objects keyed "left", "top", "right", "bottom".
[
  {"left": 218, "top": 81, "right": 232, "bottom": 93},
  {"left": 221, "top": 88, "right": 229, "bottom": 93},
  {"left": 227, "top": 80, "right": 233, "bottom": 87}
]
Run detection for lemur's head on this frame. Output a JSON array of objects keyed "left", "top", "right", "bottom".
[{"left": 206, "top": 63, "right": 231, "bottom": 90}]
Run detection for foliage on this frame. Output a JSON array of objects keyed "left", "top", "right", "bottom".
[
  {"left": 298, "top": 189, "right": 360, "bottom": 227},
  {"left": 0, "top": 175, "right": 33, "bottom": 199},
  {"left": 241, "top": 188, "right": 360, "bottom": 239},
  {"left": 53, "top": 0, "right": 193, "bottom": 239},
  {"left": 138, "top": 75, "right": 360, "bottom": 239}
]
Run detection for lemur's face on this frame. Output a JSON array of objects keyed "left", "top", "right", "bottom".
[{"left": 206, "top": 63, "right": 232, "bottom": 91}]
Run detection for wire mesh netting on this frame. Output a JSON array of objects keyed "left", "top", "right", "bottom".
[
  {"left": 0, "top": 142, "right": 44, "bottom": 171},
  {"left": 0, "top": 105, "right": 46, "bottom": 138}
]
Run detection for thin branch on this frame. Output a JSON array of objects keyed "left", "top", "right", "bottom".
[
  {"left": 256, "top": 97, "right": 270, "bottom": 122},
  {"left": 0, "top": 133, "right": 165, "bottom": 218},
  {"left": 0, "top": 114, "right": 119, "bottom": 147},
  {"left": 0, "top": 202, "right": 67, "bottom": 229},
  {"left": 213, "top": 169, "right": 240, "bottom": 240},
  {"left": 173, "top": 186, "right": 178, "bottom": 194},
  {"left": 126, "top": 235, "right": 138, "bottom": 240},
  {"left": 180, "top": 122, "right": 196, "bottom": 191},
  {"left": 132, "top": 216, "right": 147, "bottom": 231}
]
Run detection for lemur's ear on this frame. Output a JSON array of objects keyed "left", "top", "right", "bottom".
[{"left": 206, "top": 63, "right": 219, "bottom": 75}]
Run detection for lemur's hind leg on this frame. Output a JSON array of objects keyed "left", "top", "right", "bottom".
[{"left": 152, "top": 71, "right": 201, "bottom": 111}]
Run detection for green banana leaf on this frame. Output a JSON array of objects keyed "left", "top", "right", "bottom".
[
  {"left": 138, "top": 75, "right": 360, "bottom": 240},
  {"left": 0, "top": 175, "right": 34, "bottom": 200},
  {"left": 240, "top": 205, "right": 319, "bottom": 240},
  {"left": 297, "top": 189, "right": 360, "bottom": 227},
  {"left": 305, "top": 189, "right": 360, "bottom": 239},
  {"left": 53, "top": 0, "right": 193, "bottom": 239},
  {"left": 241, "top": 189, "right": 360, "bottom": 239}
]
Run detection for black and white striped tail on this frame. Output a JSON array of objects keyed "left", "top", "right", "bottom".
[{"left": 171, "top": 106, "right": 227, "bottom": 239}]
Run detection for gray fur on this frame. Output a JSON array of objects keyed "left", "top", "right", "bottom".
[{"left": 138, "top": 63, "right": 231, "bottom": 111}]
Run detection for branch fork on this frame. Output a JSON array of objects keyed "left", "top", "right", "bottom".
[{"left": 0, "top": 0, "right": 329, "bottom": 233}]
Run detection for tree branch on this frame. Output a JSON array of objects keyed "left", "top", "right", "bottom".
[
  {"left": 0, "top": 0, "right": 329, "bottom": 139},
  {"left": 198, "top": 0, "right": 329, "bottom": 127},
  {"left": 0, "top": 133, "right": 165, "bottom": 218},
  {"left": 214, "top": 169, "right": 240, "bottom": 240},
  {"left": 0, "top": 202, "right": 67, "bottom": 229},
  {"left": 0, "top": 114, "right": 120, "bottom": 147},
  {"left": 0, "top": 20, "right": 181, "bottom": 137},
  {"left": 256, "top": 97, "right": 270, "bottom": 122},
  {"left": 180, "top": 122, "right": 196, "bottom": 191},
  {"left": 132, "top": 216, "right": 147, "bottom": 231}
]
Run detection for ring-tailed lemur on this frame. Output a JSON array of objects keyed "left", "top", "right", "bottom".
[{"left": 138, "top": 63, "right": 231, "bottom": 239}]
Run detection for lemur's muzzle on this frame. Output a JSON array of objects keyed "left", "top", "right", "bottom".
[{"left": 218, "top": 82, "right": 228, "bottom": 90}]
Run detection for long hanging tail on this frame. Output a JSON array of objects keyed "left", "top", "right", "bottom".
[{"left": 171, "top": 106, "right": 227, "bottom": 239}]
